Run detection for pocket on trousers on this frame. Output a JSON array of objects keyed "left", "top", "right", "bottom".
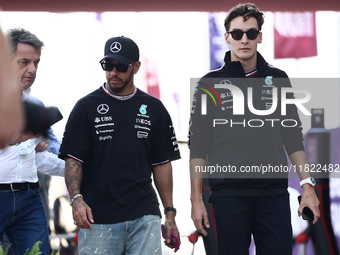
[{"left": 29, "top": 188, "right": 41, "bottom": 196}]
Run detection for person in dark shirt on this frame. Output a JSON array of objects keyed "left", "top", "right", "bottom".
[
  {"left": 189, "top": 3, "right": 320, "bottom": 255},
  {"left": 59, "top": 36, "right": 181, "bottom": 254}
]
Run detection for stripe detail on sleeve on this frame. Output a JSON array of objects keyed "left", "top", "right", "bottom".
[
  {"left": 152, "top": 159, "right": 170, "bottom": 166},
  {"left": 67, "top": 154, "right": 83, "bottom": 163}
]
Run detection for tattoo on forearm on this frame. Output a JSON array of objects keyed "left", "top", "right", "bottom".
[{"left": 65, "top": 158, "right": 83, "bottom": 196}]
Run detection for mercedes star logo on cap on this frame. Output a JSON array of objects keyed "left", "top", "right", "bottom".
[{"left": 110, "top": 42, "right": 122, "bottom": 53}]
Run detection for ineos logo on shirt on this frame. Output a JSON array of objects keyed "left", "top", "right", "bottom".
[
  {"left": 110, "top": 42, "right": 122, "bottom": 53},
  {"left": 97, "top": 104, "right": 109, "bottom": 114}
]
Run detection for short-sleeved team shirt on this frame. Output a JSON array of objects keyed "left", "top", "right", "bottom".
[{"left": 59, "top": 84, "right": 181, "bottom": 224}]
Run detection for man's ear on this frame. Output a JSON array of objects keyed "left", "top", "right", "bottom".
[
  {"left": 224, "top": 32, "right": 230, "bottom": 44},
  {"left": 134, "top": 61, "right": 141, "bottom": 74},
  {"left": 258, "top": 31, "right": 263, "bottom": 44}
]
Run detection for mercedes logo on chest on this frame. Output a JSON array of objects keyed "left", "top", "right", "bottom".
[
  {"left": 97, "top": 104, "right": 109, "bottom": 114},
  {"left": 110, "top": 42, "right": 122, "bottom": 53}
]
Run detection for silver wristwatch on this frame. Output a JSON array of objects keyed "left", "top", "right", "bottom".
[{"left": 300, "top": 176, "right": 316, "bottom": 187}]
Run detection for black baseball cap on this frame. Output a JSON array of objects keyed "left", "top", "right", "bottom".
[{"left": 100, "top": 36, "right": 139, "bottom": 65}]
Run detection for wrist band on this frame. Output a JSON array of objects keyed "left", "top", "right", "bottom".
[
  {"left": 164, "top": 207, "right": 177, "bottom": 216},
  {"left": 70, "top": 193, "right": 83, "bottom": 205}
]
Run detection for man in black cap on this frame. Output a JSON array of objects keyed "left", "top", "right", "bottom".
[{"left": 59, "top": 36, "right": 181, "bottom": 254}]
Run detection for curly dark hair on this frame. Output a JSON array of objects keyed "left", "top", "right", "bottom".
[{"left": 224, "top": 3, "right": 265, "bottom": 31}]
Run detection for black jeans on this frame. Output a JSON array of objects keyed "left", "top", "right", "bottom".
[{"left": 211, "top": 194, "right": 292, "bottom": 255}]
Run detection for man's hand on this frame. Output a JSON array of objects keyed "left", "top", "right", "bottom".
[
  {"left": 298, "top": 184, "right": 320, "bottom": 224},
  {"left": 152, "top": 162, "right": 180, "bottom": 251},
  {"left": 290, "top": 151, "right": 321, "bottom": 224},
  {"left": 190, "top": 158, "right": 209, "bottom": 236},
  {"left": 65, "top": 157, "right": 93, "bottom": 228},
  {"left": 164, "top": 211, "right": 180, "bottom": 252},
  {"left": 72, "top": 197, "right": 94, "bottom": 229},
  {"left": 35, "top": 137, "right": 49, "bottom": 152},
  {"left": 191, "top": 199, "right": 210, "bottom": 236}
]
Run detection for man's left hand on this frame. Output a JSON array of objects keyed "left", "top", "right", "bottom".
[
  {"left": 164, "top": 212, "right": 180, "bottom": 252},
  {"left": 298, "top": 184, "right": 320, "bottom": 224}
]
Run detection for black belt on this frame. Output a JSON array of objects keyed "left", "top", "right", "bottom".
[{"left": 0, "top": 182, "right": 40, "bottom": 191}]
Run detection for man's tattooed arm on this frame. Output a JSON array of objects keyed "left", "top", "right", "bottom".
[{"left": 65, "top": 157, "right": 83, "bottom": 198}]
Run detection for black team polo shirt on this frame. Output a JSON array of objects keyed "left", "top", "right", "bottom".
[{"left": 59, "top": 84, "right": 181, "bottom": 224}]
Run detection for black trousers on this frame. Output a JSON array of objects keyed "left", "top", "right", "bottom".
[{"left": 211, "top": 194, "right": 293, "bottom": 255}]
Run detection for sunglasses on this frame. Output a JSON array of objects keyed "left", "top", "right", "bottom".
[
  {"left": 227, "top": 28, "right": 260, "bottom": 40},
  {"left": 100, "top": 61, "right": 134, "bottom": 72}
]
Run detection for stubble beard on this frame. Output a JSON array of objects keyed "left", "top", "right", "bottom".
[{"left": 108, "top": 68, "right": 134, "bottom": 95}]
